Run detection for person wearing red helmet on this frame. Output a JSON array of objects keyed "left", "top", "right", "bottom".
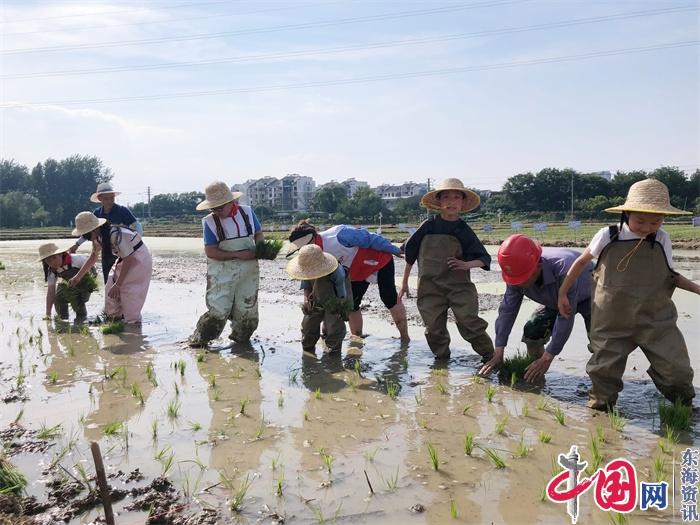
[{"left": 479, "top": 234, "right": 593, "bottom": 382}]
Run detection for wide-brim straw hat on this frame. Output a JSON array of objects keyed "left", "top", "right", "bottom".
[
  {"left": 72, "top": 211, "right": 107, "bottom": 236},
  {"left": 605, "top": 178, "right": 690, "bottom": 215},
  {"left": 286, "top": 244, "right": 338, "bottom": 280},
  {"left": 286, "top": 233, "right": 314, "bottom": 257},
  {"left": 196, "top": 181, "right": 243, "bottom": 211},
  {"left": 420, "top": 178, "right": 481, "bottom": 213},
  {"left": 35, "top": 242, "right": 73, "bottom": 262},
  {"left": 90, "top": 182, "right": 122, "bottom": 203}
]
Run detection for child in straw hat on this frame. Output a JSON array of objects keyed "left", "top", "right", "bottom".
[
  {"left": 37, "top": 241, "right": 99, "bottom": 320},
  {"left": 286, "top": 244, "right": 352, "bottom": 354},
  {"left": 558, "top": 178, "right": 699, "bottom": 410},
  {"left": 399, "top": 178, "right": 494, "bottom": 361}
]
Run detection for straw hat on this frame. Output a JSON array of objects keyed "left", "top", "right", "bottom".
[
  {"left": 420, "top": 178, "right": 481, "bottom": 213},
  {"left": 72, "top": 211, "right": 107, "bottom": 236},
  {"left": 286, "top": 244, "right": 338, "bottom": 280},
  {"left": 605, "top": 178, "right": 690, "bottom": 215},
  {"left": 90, "top": 182, "right": 121, "bottom": 203},
  {"left": 195, "top": 181, "right": 243, "bottom": 211},
  {"left": 35, "top": 242, "right": 73, "bottom": 262}
]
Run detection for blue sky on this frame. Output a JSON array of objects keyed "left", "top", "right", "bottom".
[{"left": 0, "top": 0, "right": 697, "bottom": 204}]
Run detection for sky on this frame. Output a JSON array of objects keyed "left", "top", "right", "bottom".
[{"left": 0, "top": 0, "right": 698, "bottom": 205}]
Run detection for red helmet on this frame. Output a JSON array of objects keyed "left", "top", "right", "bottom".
[{"left": 497, "top": 234, "right": 542, "bottom": 285}]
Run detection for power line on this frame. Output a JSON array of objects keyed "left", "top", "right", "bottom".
[
  {"left": 2, "top": 1, "right": 332, "bottom": 37},
  {"left": 0, "top": 0, "right": 528, "bottom": 55},
  {"left": 0, "top": 0, "right": 234, "bottom": 24},
  {"left": 2, "top": 5, "right": 694, "bottom": 80},
  {"left": 1, "top": 40, "right": 695, "bottom": 108}
]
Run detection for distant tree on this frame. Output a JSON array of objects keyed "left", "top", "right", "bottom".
[
  {"left": 147, "top": 191, "right": 205, "bottom": 217},
  {"left": 391, "top": 195, "right": 422, "bottom": 220},
  {"left": 610, "top": 170, "right": 647, "bottom": 198},
  {"left": 579, "top": 195, "right": 624, "bottom": 213},
  {"left": 312, "top": 183, "right": 347, "bottom": 215},
  {"left": 0, "top": 159, "right": 30, "bottom": 193},
  {"left": 340, "top": 187, "right": 386, "bottom": 221},
  {"left": 252, "top": 205, "right": 274, "bottom": 222},
  {"left": 0, "top": 192, "right": 44, "bottom": 227},
  {"left": 482, "top": 192, "right": 515, "bottom": 212},
  {"left": 649, "top": 166, "right": 693, "bottom": 209}
]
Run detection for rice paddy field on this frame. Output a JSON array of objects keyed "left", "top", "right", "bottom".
[{"left": 0, "top": 238, "right": 697, "bottom": 524}]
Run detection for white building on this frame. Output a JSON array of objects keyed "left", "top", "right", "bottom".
[
  {"left": 232, "top": 174, "right": 315, "bottom": 211},
  {"left": 375, "top": 182, "right": 428, "bottom": 200}
]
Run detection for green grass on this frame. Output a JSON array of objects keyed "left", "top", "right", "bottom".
[
  {"left": 538, "top": 431, "right": 552, "bottom": 444},
  {"left": 0, "top": 455, "right": 27, "bottom": 495},
  {"left": 427, "top": 443, "right": 439, "bottom": 470},
  {"left": 37, "top": 423, "right": 62, "bottom": 440},
  {"left": 102, "top": 421, "right": 123, "bottom": 436},
  {"left": 608, "top": 408, "right": 626, "bottom": 432},
  {"left": 552, "top": 404, "right": 566, "bottom": 426},
  {"left": 479, "top": 445, "right": 507, "bottom": 469},
  {"left": 485, "top": 385, "right": 496, "bottom": 403},
  {"left": 386, "top": 381, "right": 399, "bottom": 399},
  {"left": 464, "top": 433, "right": 474, "bottom": 456},
  {"left": 101, "top": 320, "right": 125, "bottom": 335},
  {"left": 516, "top": 435, "right": 530, "bottom": 458},
  {"left": 495, "top": 415, "right": 508, "bottom": 435},
  {"left": 497, "top": 352, "right": 536, "bottom": 384},
  {"left": 652, "top": 455, "right": 667, "bottom": 483},
  {"left": 658, "top": 399, "right": 692, "bottom": 431}
]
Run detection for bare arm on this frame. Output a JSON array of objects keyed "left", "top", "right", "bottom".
[
  {"left": 675, "top": 273, "right": 700, "bottom": 295},
  {"left": 558, "top": 248, "right": 595, "bottom": 318},
  {"left": 447, "top": 258, "right": 486, "bottom": 271},
  {"left": 69, "top": 248, "right": 100, "bottom": 287},
  {"left": 398, "top": 262, "right": 413, "bottom": 299},
  {"left": 254, "top": 231, "right": 265, "bottom": 242},
  {"left": 204, "top": 244, "right": 256, "bottom": 261},
  {"left": 45, "top": 281, "right": 56, "bottom": 318}
]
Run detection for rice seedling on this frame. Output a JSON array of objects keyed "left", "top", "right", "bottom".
[
  {"left": 255, "top": 415, "right": 266, "bottom": 439},
  {"left": 450, "top": 498, "right": 458, "bottom": 519},
  {"left": 552, "top": 404, "right": 566, "bottom": 426},
  {"left": 212, "top": 387, "right": 222, "bottom": 401},
  {"left": 427, "top": 443, "right": 439, "bottom": 470},
  {"left": 652, "top": 455, "right": 667, "bottom": 483},
  {"left": 314, "top": 387, "right": 323, "bottom": 400},
  {"left": 189, "top": 421, "right": 202, "bottom": 432},
  {"left": 495, "top": 415, "right": 508, "bottom": 435},
  {"left": 274, "top": 475, "right": 284, "bottom": 497},
  {"left": 516, "top": 434, "right": 529, "bottom": 458},
  {"left": 419, "top": 417, "right": 430, "bottom": 430},
  {"left": 173, "top": 381, "right": 180, "bottom": 396},
  {"left": 196, "top": 352, "right": 206, "bottom": 362},
  {"left": 0, "top": 454, "right": 27, "bottom": 495},
  {"left": 538, "top": 431, "right": 552, "bottom": 444},
  {"left": 319, "top": 448, "right": 334, "bottom": 475},
  {"left": 595, "top": 423, "right": 606, "bottom": 443},
  {"left": 353, "top": 360, "right": 363, "bottom": 378},
  {"left": 175, "top": 359, "right": 186, "bottom": 377},
  {"left": 37, "top": 423, "right": 62, "bottom": 440},
  {"left": 131, "top": 383, "right": 144, "bottom": 406},
  {"left": 381, "top": 466, "right": 400, "bottom": 492},
  {"left": 167, "top": 399, "right": 181, "bottom": 419},
  {"left": 0, "top": 262, "right": 5, "bottom": 270},
  {"left": 587, "top": 433, "right": 603, "bottom": 475},
  {"left": 102, "top": 421, "right": 123, "bottom": 436},
  {"left": 472, "top": 375, "right": 484, "bottom": 385},
  {"left": 239, "top": 397, "right": 249, "bottom": 415},
  {"left": 608, "top": 511, "right": 627, "bottom": 525},
  {"left": 154, "top": 445, "right": 172, "bottom": 461},
  {"left": 436, "top": 382, "right": 448, "bottom": 395},
  {"left": 347, "top": 377, "right": 358, "bottom": 391},
  {"left": 608, "top": 408, "right": 626, "bottom": 432},
  {"left": 13, "top": 409, "right": 24, "bottom": 424},
  {"left": 462, "top": 404, "right": 472, "bottom": 415},
  {"left": 304, "top": 410, "right": 310, "bottom": 421},
  {"left": 479, "top": 445, "right": 507, "bottom": 469},
  {"left": 289, "top": 369, "right": 299, "bottom": 385},
  {"left": 277, "top": 390, "right": 284, "bottom": 408},
  {"left": 463, "top": 432, "right": 474, "bottom": 456},
  {"left": 497, "top": 352, "right": 536, "bottom": 384},
  {"left": 536, "top": 397, "right": 549, "bottom": 411},
  {"left": 207, "top": 373, "right": 216, "bottom": 388},
  {"left": 414, "top": 388, "right": 423, "bottom": 406},
  {"left": 101, "top": 320, "right": 125, "bottom": 335},
  {"left": 47, "top": 371, "right": 58, "bottom": 384},
  {"left": 658, "top": 399, "right": 692, "bottom": 431},
  {"left": 663, "top": 425, "right": 679, "bottom": 444},
  {"left": 159, "top": 451, "right": 175, "bottom": 477},
  {"left": 486, "top": 385, "right": 496, "bottom": 403},
  {"left": 145, "top": 362, "right": 157, "bottom": 387},
  {"left": 386, "top": 381, "right": 399, "bottom": 400},
  {"left": 521, "top": 403, "right": 529, "bottom": 417},
  {"left": 73, "top": 462, "right": 93, "bottom": 491},
  {"left": 255, "top": 239, "right": 284, "bottom": 259}
]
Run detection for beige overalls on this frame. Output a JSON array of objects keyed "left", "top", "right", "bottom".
[
  {"left": 301, "top": 271, "right": 352, "bottom": 353},
  {"left": 587, "top": 234, "right": 694, "bottom": 409},
  {"left": 417, "top": 235, "right": 494, "bottom": 359},
  {"left": 190, "top": 235, "right": 260, "bottom": 345}
]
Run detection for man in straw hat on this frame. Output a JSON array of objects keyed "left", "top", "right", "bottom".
[
  {"left": 399, "top": 178, "right": 494, "bottom": 362},
  {"left": 37, "top": 241, "right": 99, "bottom": 320},
  {"left": 188, "top": 181, "right": 264, "bottom": 347},
  {"left": 558, "top": 178, "right": 699, "bottom": 410},
  {"left": 286, "top": 244, "right": 352, "bottom": 354},
  {"left": 478, "top": 234, "right": 594, "bottom": 383},
  {"left": 70, "top": 182, "right": 142, "bottom": 284}
]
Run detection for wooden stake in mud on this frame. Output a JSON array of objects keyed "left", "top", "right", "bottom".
[{"left": 90, "top": 441, "right": 115, "bottom": 525}]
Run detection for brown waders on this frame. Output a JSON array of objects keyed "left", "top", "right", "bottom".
[
  {"left": 302, "top": 273, "right": 352, "bottom": 353},
  {"left": 189, "top": 236, "right": 260, "bottom": 346},
  {"left": 54, "top": 266, "right": 97, "bottom": 320},
  {"left": 417, "top": 235, "right": 494, "bottom": 360},
  {"left": 587, "top": 235, "right": 694, "bottom": 410}
]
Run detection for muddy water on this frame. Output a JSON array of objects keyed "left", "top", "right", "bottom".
[{"left": 0, "top": 238, "right": 697, "bottom": 524}]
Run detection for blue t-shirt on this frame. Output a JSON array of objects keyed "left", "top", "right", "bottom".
[{"left": 203, "top": 208, "right": 261, "bottom": 246}]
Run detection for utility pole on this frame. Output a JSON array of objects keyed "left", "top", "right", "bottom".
[
  {"left": 427, "top": 178, "right": 431, "bottom": 192},
  {"left": 147, "top": 186, "right": 152, "bottom": 219}
]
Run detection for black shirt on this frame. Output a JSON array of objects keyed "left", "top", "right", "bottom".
[{"left": 404, "top": 216, "right": 491, "bottom": 270}]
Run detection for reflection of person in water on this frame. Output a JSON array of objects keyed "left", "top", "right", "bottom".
[
  {"left": 43, "top": 323, "right": 155, "bottom": 442},
  {"left": 196, "top": 344, "right": 267, "bottom": 475}
]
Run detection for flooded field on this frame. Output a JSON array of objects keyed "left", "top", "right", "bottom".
[{"left": 1, "top": 238, "right": 698, "bottom": 524}]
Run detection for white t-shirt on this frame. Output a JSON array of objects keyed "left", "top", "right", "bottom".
[
  {"left": 110, "top": 226, "right": 143, "bottom": 259},
  {"left": 47, "top": 254, "right": 88, "bottom": 286},
  {"left": 588, "top": 224, "right": 673, "bottom": 268}
]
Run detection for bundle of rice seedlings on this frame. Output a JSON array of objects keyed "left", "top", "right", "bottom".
[
  {"left": 255, "top": 239, "right": 284, "bottom": 260},
  {"left": 321, "top": 296, "right": 353, "bottom": 320},
  {"left": 497, "top": 351, "right": 536, "bottom": 384},
  {"left": 658, "top": 399, "right": 692, "bottom": 431},
  {"left": 0, "top": 454, "right": 27, "bottom": 495},
  {"left": 101, "top": 320, "right": 125, "bottom": 335},
  {"left": 55, "top": 271, "right": 99, "bottom": 311}
]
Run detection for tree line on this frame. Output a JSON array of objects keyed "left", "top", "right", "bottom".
[{"left": 1, "top": 157, "right": 697, "bottom": 228}]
